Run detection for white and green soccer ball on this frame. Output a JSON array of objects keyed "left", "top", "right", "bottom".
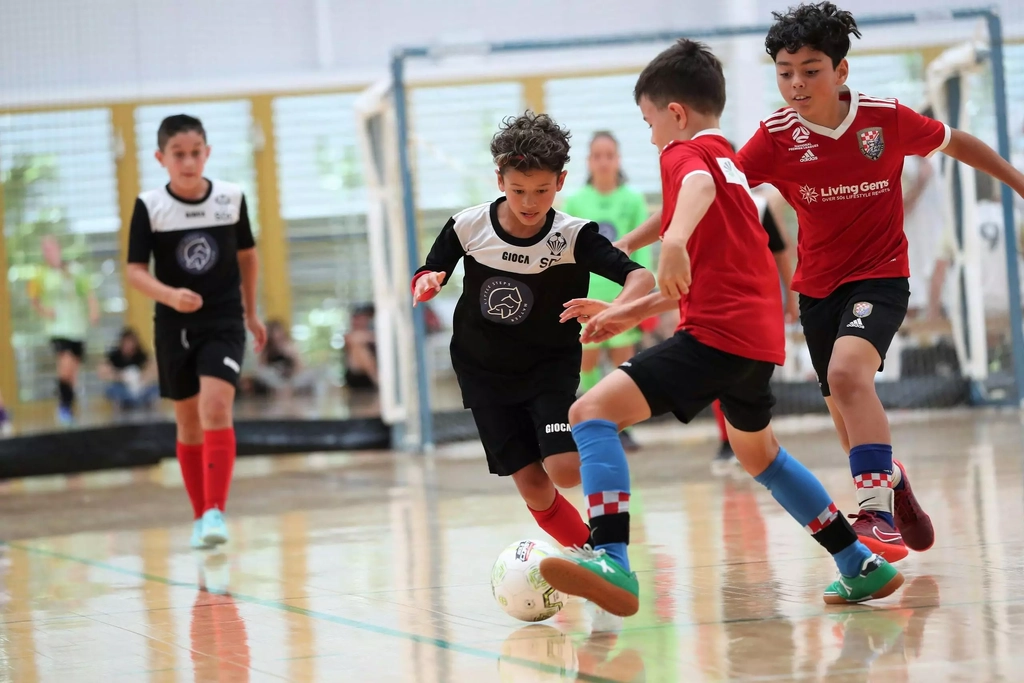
[{"left": 491, "top": 540, "right": 566, "bottom": 622}]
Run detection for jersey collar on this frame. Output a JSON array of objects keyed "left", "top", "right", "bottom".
[
  {"left": 165, "top": 179, "right": 213, "bottom": 205},
  {"left": 692, "top": 128, "right": 725, "bottom": 139},
  {"left": 795, "top": 88, "right": 859, "bottom": 140},
  {"left": 489, "top": 197, "right": 556, "bottom": 247},
  {"left": 661, "top": 128, "right": 725, "bottom": 155}
]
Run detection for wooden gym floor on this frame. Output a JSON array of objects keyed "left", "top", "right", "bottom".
[{"left": 1, "top": 409, "right": 1022, "bottom": 682}]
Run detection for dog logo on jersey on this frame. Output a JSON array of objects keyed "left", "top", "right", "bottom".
[
  {"left": 857, "top": 127, "right": 885, "bottom": 161},
  {"left": 481, "top": 276, "right": 533, "bottom": 325},
  {"left": 176, "top": 232, "right": 219, "bottom": 274},
  {"left": 852, "top": 302, "right": 873, "bottom": 318},
  {"left": 595, "top": 222, "right": 618, "bottom": 243}
]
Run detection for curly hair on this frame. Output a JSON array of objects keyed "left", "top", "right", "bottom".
[
  {"left": 490, "top": 111, "right": 571, "bottom": 175},
  {"left": 633, "top": 39, "right": 726, "bottom": 116},
  {"left": 765, "top": 2, "right": 861, "bottom": 68}
]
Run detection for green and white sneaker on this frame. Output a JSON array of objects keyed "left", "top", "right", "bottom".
[
  {"left": 823, "top": 554, "right": 905, "bottom": 605},
  {"left": 539, "top": 546, "right": 640, "bottom": 617}
]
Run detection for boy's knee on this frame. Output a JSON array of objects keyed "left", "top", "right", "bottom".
[
  {"left": 568, "top": 394, "right": 607, "bottom": 426},
  {"left": 826, "top": 359, "right": 872, "bottom": 398},
  {"left": 199, "top": 394, "right": 233, "bottom": 426},
  {"left": 545, "top": 453, "right": 581, "bottom": 488}
]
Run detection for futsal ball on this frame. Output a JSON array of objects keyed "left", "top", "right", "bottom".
[{"left": 491, "top": 540, "right": 566, "bottom": 622}]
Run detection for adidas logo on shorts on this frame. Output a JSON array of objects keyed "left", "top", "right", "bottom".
[{"left": 847, "top": 318, "right": 865, "bottom": 329}]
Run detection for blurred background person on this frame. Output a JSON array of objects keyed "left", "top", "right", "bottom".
[
  {"left": 343, "top": 304, "right": 378, "bottom": 390},
  {"left": 253, "top": 320, "right": 321, "bottom": 398},
  {"left": 563, "top": 130, "right": 651, "bottom": 451},
  {"left": 28, "top": 236, "right": 98, "bottom": 425},
  {"left": 902, "top": 107, "right": 952, "bottom": 320},
  {"left": 99, "top": 327, "right": 159, "bottom": 412},
  {"left": 0, "top": 389, "right": 10, "bottom": 436}
]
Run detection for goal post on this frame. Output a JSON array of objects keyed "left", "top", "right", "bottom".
[{"left": 363, "top": 7, "right": 1020, "bottom": 451}]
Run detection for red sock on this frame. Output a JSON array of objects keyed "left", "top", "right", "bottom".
[
  {"left": 529, "top": 490, "right": 591, "bottom": 548},
  {"left": 203, "top": 428, "right": 236, "bottom": 513},
  {"left": 177, "top": 441, "right": 205, "bottom": 519},
  {"left": 712, "top": 400, "right": 728, "bottom": 443}
]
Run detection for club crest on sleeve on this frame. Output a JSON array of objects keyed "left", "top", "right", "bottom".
[
  {"left": 546, "top": 232, "right": 568, "bottom": 256},
  {"left": 856, "top": 127, "right": 885, "bottom": 161},
  {"left": 852, "top": 301, "right": 873, "bottom": 318}
]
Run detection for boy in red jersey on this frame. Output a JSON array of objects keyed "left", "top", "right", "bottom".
[
  {"left": 539, "top": 39, "right": 902, "bottom": 617},
  {"left": 617, "top": 3, "right": 1024, "bottom": 563},
  {"left": 736, "top": 2, "right": 1024, "bottom": 562}
]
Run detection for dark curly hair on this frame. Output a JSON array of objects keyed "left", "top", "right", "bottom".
[
  {"left": 765, "top": 2, "right": 861, "bottom": 68},
  {"left": 633, "top": 39, "right": 726, "bottom": 117},
  {"left": 490, "top": 111, "right": 571, "bottom": 175}
]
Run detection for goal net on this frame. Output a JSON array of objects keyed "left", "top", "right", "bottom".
[{"left": 356, "top": 9, "right": 1023, "bottom": 450}]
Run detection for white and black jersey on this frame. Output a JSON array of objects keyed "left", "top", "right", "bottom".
[
  {"left": 127, "top": 179, "right": 255, "bottom": 325},
  {"left": 417, "top": 197, "right": 643, "bottom": 407}
]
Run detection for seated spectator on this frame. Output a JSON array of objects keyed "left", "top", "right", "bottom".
[
  {"left": 100, "top": 327, "right": 159, "bottom": 410},
  {"left": 344, "top": 304, "right": 378, "bottom": 390},
  {"left": 254, "top": 320, "right": 319, "bottom": 397},
  {"left": 0, "top": 388, "right": 10, "bottom": 436}
]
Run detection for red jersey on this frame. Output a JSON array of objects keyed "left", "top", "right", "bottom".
[
  {"left": 660, "top": 130, "right": 785, "bottom": 366},
  {"left": 738, "top": 89, "right": 950, "bottom": 298}
]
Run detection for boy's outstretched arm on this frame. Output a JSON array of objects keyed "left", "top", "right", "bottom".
[
  {"left": 615, "top": 209, "right": 663, "bottom": 256},
  {"left": 411, "top": 218, "right": 466, "bottom": 305},
  {"left": 576, "top": 225, "right": 655, "bottom": 305},
  {"left": 943, "top": 129, "right": 1024, "bottom": 197}
]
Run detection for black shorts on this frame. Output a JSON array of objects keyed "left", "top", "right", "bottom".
[
  {"left": 154, "top": 322, "right": 246, "bottom": 401},
  {"left": 344, "top": 370, "right": 376, "bottom": 390},
  {"left": 620, "top": 330, "right": 776, "bottom": 433},
  {"left": 471, "top": 391, "right": 577, "bottom": 476},
  {"left": 50, "top": 338, "right": 85, "bottom": 360},
  {"left": 798, "top": 277, "right": 910, "bottom": 397}
]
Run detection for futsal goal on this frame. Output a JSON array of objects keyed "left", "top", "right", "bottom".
[{"left": 355, "top": 8, "right": 1023, "bottom": 451}]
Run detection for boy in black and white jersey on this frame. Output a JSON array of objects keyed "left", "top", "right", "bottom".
[
  {"left": 127, "top": 115, "right": 266, "bottom": 550},
  {"left": 412, "top": 112, "right": 654, "bottom": 549}
]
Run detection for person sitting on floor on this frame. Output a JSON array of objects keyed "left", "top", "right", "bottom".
[
  {"left": 253, "top": 320, "right": 319, "bottom": 397},
  {"left": 99, "top": 327, "right": 160, "bottom": 411},
  {"left": 343, "top": 304, "right": 378, "bottom": 390}
]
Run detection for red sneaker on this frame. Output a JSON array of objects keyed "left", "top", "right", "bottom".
[
  {"left": 848, "top": 510, "right": 909, "bottom": 563},
  {"left": 893, "top": 459, "right": 935, "bottom": 552}
]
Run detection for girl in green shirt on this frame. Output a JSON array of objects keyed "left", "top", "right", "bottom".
[
  {"left": 29, "top": 236, "right": 99, "bottom": 425},
  {"left": 563, "top": 132, "right": 650, "bottom": 449}
]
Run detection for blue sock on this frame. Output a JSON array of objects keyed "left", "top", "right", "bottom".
[
  {"left": 833, "top": 541, "right": 873, "bottom": 578},
  {"left": 572, "top": 419, "right": 630, "bottom": 572},
  {"left": 849, "top": 443, "right": 895, "bottom": 526},
  {"left": 755, "top": 447, "right": 837, "bottom": 528},
  {"left": 755, "top": 447, "right": 870, "bottom": 576}
]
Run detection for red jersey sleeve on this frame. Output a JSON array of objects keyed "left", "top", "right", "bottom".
[
  {"left": 660, "top": 143, "right": 713, "bottom": 235},
  {"left": 662, "top": 142, "right": 713, "bottom": 186},
  {"left": 736, "top": 125, "right": 775, "bottom": 188},
  {"left": 897, "top": 103, "right": 951, "bottom": 158}
]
